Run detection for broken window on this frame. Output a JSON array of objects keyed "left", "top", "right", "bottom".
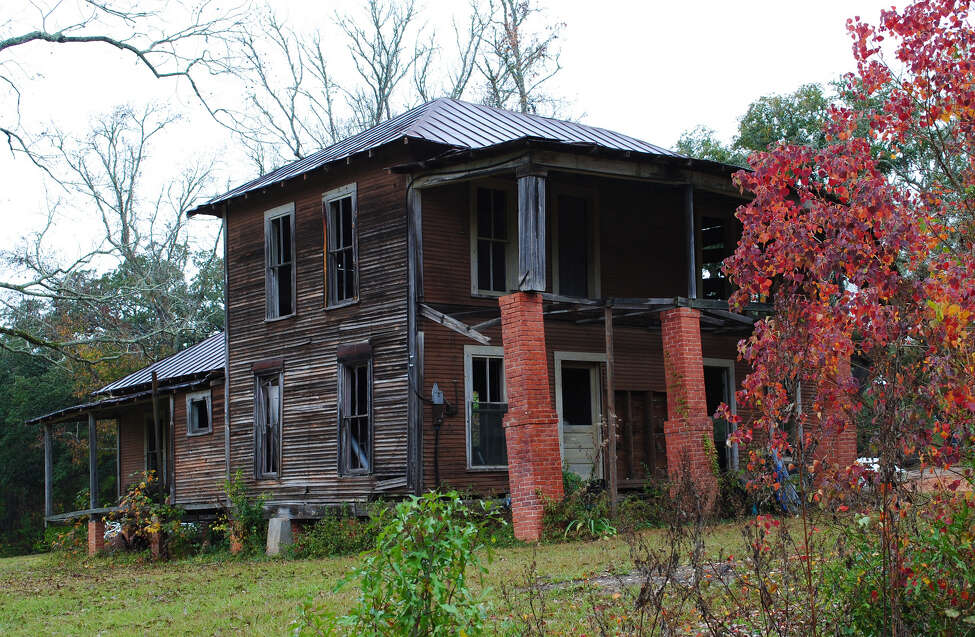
[
  {"left": 468, "top": 353, "right": 507, "bottom": 468},
  {"left": 265, "top": 204, "right": 296, "bottom": 318},
  {"left": 324, "top": 185, "right": 358, "bottom": 306},
  {"left": 700, "top": 215, "right": 734, "bottom": 300},
  {"left": 186, "top": 390, "right": 212, "bottom": 436},
  {"left": 255, "top": 373, "right": 282, "bottom": 478},
  {"left": 339, "top": 355, "right": 372, "bottom": 474},
  {"left": 474, "top": 187, "right": 509, "bottom": 294}
]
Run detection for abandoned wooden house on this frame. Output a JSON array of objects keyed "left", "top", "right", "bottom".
[{"left": 31, "top": 98, "right": 857, "bottom": 548}]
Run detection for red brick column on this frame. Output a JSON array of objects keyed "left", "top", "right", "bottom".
[
  {"left": 811, "top": 359, "right": 857, "bottom": 470},
  {"left": 661, "top": 307, "right": 717, "bottom": 511},
  {"left": 499, "top": 292, "right": 563, "bottom": 542},
  {"left": 88, "top": 518, "right": 105, "bottom": 556}
]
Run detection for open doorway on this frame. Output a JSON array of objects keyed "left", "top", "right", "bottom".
[
  {"left": 703, "top": 359, "right": 737, "bottom": 472},
  {"left": 555, "top": 353, "right": 605, "bottom": 480}
]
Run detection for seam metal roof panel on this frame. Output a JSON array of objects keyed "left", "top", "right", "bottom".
[{"left": 95, "top": 332, "right": 225, "bottom": 396}]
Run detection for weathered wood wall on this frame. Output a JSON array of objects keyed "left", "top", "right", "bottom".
[
  {"left": 117, "top": 407, "right": 144, "bottom": 491},
  {"left": 172, "top": 379, "right": 227, "bottom": 506},
  {"left": 223, "top": 149, "right": 412, "bottom": 507}
]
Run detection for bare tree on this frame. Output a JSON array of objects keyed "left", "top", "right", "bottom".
[
  {"left": 414, "top": 0, "right": 492, "bottom": 102},
  {"left": 0, "top": 105, "right": 223, "bottom": 368},
  {"left": 0, "top": 0, "right": 244, "bottom": 169},
  {"left": 338, "top": 0, "right": 426, "bottom": 130},
  {"left": 478, "top": 0, "right": 563, "bottom": 114}
]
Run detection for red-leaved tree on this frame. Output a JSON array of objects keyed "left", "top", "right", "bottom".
[{"left": 722, "top": 0, "right": 975, "bottom": 632}]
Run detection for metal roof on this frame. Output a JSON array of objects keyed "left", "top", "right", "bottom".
[
  {"left": 94, "top": 332, "right": 225, "bottom": 396},
  {"left": 197, "top": 98, "right": 686, "bottom": 209}
]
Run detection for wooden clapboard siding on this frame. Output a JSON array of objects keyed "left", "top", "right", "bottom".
[
  {"left": 224, "top": 150, "right": 411, "bottom": 505},
  {"left": 172, "top": 380, "right": 226, "bottom": 506},
  {"left": 418, "top": 173, "right": 751, "bottom": 493}
]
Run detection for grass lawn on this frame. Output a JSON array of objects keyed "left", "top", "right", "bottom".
[{"left": 0, "top": 522, "right": 750, "bottom": 636}]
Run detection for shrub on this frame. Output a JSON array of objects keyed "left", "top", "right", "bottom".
[
  {"left": 542, "top": 481, "right": 616, "bottom": 542},
  {"left": 49, "top": 488, "right": 89, "bottom": 555},
  {"left": 213, "top": 470, "right": 268, "bottom": 555},
  {"left": 294, "top": 491, "right": 499, "bottom": 636},
  {"left": 105, "top": 470, "right": 184, "bottom": 557},
  {"left": 290, "top": 506, "right": 379, "bottom": 559}
]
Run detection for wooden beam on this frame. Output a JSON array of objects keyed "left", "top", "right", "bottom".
[
  {"left": 44, "top": 423, "right": 53, "bottom": 521},
  {"left": 419, "top": 303, "right": 491, "bottom": 344},
  {"left": 411, "top": 153, "right": 529, "bottom": 189},
  {"left": 88, "top": 413, "right": 97, "bottom": 512},
  {"left": 604, "top": 307, "right": 618, "bottom": 514},
  {"left": 685, "top": 184, "right": 697, "bottom": 299},
  {"left": 222, "top": 208, "right": 231, "bottom": 481},
  {"left": 517, "top": 173, "right": 546, "bottom": 291},
  {"left": 406, "top": 186, "right": 424, "bottom": 495},
  {"left": 151, "top": 371, "right": 162, "bottom": 485}
]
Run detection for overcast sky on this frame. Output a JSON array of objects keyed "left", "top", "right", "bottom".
[{"left": 1, "top": 0, "right": 894, "bottom": 256}]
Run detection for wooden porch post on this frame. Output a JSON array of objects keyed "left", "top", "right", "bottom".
[
  {"left": 151, "top": 371, "right": 162, "bottom": 483},
  {"left": 88, "top": 413, "right": 97, "bottom": 510},
  {"left": 517, "top": 169, "right": 546, "bottom": 292},
  {"left": 43, "top": 423, "right": 53, "bottom": 521},
  {"left": 604, "top": 306, "right": 618, "bottom": 514},
  {"left": 684, "top": 184, "right": 697, "bottom": 299}
]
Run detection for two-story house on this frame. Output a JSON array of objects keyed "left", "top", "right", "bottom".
[{"left": 32, "top": 99, "right": 857, "bottom": 548}]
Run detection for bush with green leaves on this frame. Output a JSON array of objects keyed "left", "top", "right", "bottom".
[
  {"left": 542, "top": 480, "right": 617, "bottom": 542},
  {"left": 104, "top": 470, "right": 184, "bottom": 556},
  {"left": 290, "top": 506, "right": 379, "bottom": 559},
  {"left": 213, "top": 470, "right": 268, "bottom": 555},
  {"left": 294, "top": 491, "right": 500, "bottom": 636}
]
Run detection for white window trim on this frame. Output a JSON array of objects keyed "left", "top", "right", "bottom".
[
  {"left": 185, "top": 389, "right": 212, "bottom": 437},
  {"left": 703, "top": 357, "right": 738, "bottom": 471},
  {"left": 323, "top": 183, "right": 359, "bottom": 309},
  {"left": 264, "top": 202, "right": 297, "bottom": 321},
  {"left": 553, "top": 351, "right": 606, "bottom": 470},
  {"left": 469, "top": 182, "right": 518, "bottom": 298},
  {"left": 551, "top": 187, "right": 601, "bottom": 298},
  {"left": 464, "top": 344, "right": 508, "bottom": 471}
]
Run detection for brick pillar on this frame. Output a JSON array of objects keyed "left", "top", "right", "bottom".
[
  {"left": 811, "top": 359, "right": 857, "bottom": 470},
  {"left": 87, "top": 518, "right": 105, "bottom": 556},
  {"left": 660, "top": 307, "right": 717, "bottom": 511},
  {"left": 499, "top": 292, "right": 563, "bottom": 542}
]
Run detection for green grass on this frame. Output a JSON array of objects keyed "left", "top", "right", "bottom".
[{"left": 0, "top": 522, "right": 750, "bottom": 636}]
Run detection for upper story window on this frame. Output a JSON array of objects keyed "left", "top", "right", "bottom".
[
  {"left": 324, "top": 184, "right": 358, "bottom": 307},
  {"left": 186, "top": 389, "right": 212, "bottom": 436},
  {"left": 471, "top": 187, "right": 513, "bottom": 295},
  {"left": 337, "top": 345, "right": 372, "bottom": 475},
  {"left": 465, "top": 346, "right": 508, "bottom": 469},
  {"left": 265, "top": 203, "right": 296, "bottom": 319},
  {"left": 255, "top": 371, "right": 282, "bottom": 479}
]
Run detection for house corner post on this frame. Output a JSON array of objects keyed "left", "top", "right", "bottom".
[
  {"left": 660, "top": 307, "right": 717, "bottom": 512},
  {"left": 43, "top": 423, "right": 53, "bottom": 523},
  {"left": 87, "top": 412, "right": 104, "bottom": 555},
  {"left": 499, "top": 291, "right": 563, "bottom": 542}
]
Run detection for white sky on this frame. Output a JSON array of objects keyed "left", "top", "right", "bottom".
[{"left": 0, "top": 0, "right": 894, "bottom": 256}]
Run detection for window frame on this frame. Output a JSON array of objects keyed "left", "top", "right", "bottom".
[
  {"left": 464, "top": 344, "right": 509, "bottom": 471},
  {"left": 323, "top": 183, "right": 359, "bottom": 309},
  {"left": 264, "top": 202, "right": 297, "bottom": 321},
  {"left": 469, "top": 181, "right": 518, "bottom": 298},
  {"left": 337, "top": 352, "right": 373, "bottom": 476},
  {"left": 185, "top": 389, "right": 213, "bottom": 437},
  {"left": 551, "top": 185, "right": 601, "bottom": 299},
  {"left": 254, "top": 370, "right": 284, "bottom": 480},
  {"left": 702, "top": 357, "right": 738, "bottom": 471}
]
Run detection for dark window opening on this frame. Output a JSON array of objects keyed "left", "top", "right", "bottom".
[
  {"left": 701, "top": 215, "right": 733, "bottom": 300},
  {"left": 326, "top": 194, "right": 357, "bottom": 305},
  {"left": 187, "top": 391, "right": 211, "bottom": 435},
  {"left": 470, "top": 356, "right": 507, "bottom": 467},
  {"left": 255, "top": 373, "right": 281, "bottom": 478},
  {"left": 267, "top": 211, "right": 295, "bottom": 318},
  {"left": 561, "top": 367, "right": 593, "bottom": 427},
  {"left": 557, "top": 195, "right": 590, "bottom": 297},
  {"left": 339, "top": 359, "right": 372, "bottom": 474},
  {"left": 475, "top": 188, "right": 508, "bottom": 293}
]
